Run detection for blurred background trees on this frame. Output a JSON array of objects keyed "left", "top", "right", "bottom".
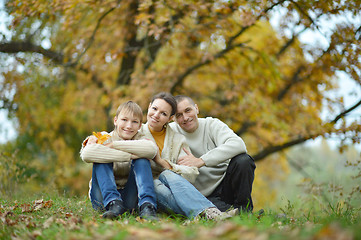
[{"left": 0, "top": 0, "right": 360, "bottom": 206}]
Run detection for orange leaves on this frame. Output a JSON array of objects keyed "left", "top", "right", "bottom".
[
  {"left": 314, "top": 223, "right": 354, "bottom": 240},
  {"left": 92, "top": 132, "right": 111, "bottom": 144},
  {"left": 1, "top": 199, "right": 53, "bottom": 228},
  {"left": 1, "top": 198, "right": 84, "bottom": 231},
  {"left": 4, "top": 199, "right": 54, "bottom": 214},
  {"left": 135, "top": 13, "right": 153, "bottom": 25}
]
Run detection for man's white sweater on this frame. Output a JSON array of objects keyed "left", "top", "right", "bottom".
[{"left": 170, "top": 117, "right": 247, "bottom": 196}]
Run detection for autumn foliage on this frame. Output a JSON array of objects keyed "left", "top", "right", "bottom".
[{"left": 0, "top": 0, "right": 360, "bottom": 195}]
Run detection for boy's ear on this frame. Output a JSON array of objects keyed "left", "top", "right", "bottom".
[
  {"left": 168, "top": 115, "right": 174, "bottom": 122},
  {"left": 113, "top": 116, "right": 118, "bottom": 126}
]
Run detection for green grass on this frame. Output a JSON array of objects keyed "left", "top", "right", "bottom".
[{"left": 1, "top": 194, "right": 360, "bottom": 240}]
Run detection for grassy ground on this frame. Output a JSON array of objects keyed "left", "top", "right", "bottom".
[{"left": 1, "top": 194, "right": 360, "bottom": 240}]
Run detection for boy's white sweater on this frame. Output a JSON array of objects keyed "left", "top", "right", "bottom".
[{"left": 80, "top": 130, "right": 157, "bottom": 188}]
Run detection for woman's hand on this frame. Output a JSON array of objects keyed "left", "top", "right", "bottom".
[{"left": 153, "top": 152, "right": 171, "bottom": 169}]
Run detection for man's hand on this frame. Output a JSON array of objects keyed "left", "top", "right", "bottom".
[{"left": 177, "top": 148, "right": 205, "bottom": 168}]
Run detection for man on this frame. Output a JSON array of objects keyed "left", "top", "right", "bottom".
[{"left": 170, "top": 95, "right": 256, "bottom": 212}]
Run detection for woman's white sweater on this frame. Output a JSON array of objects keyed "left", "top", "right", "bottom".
[{"left": 139, "top": 123, "right": 199, "bottom": 183}]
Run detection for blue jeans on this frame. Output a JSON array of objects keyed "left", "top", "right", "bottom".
[
  {"left": 154, "top": 170, "right": 215, "bottom": 218},
  {"left": 90, "top": 158, "right": 156, "bottom": 212}
]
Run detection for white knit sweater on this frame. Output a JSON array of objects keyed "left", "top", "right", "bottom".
[
  {"left": 80, "top": 130, "right": 157, "bottom": 188},
  {"left": 170, "top": 117, "right": 247, "bottom": 196},
  {"left": 139, "top": 123, "right": 199, "bottom": 183}
]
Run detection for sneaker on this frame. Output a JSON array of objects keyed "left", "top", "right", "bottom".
[
  {"left": 139, "top": 202, "right": 157, "bottom": 220},
  {"left": 226, "top": 208, "right": 240, "bottom": 217},
  {"left": 202, "top": 207, "right": 232, "bottom": 221},
  {"left": 102, "top": 200, "right": 126, "bottom": 220}
]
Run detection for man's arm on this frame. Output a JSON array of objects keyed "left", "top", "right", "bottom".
[{"left": 200, "top": 118, "right": 247, "bottom": 167}]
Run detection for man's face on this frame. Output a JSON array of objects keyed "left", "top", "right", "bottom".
[
  {"left": 175, "top": 99, "right": 199, "bottom": 133},
  {"left": 114, "top": 112, "right": 142, "bottom": 140}
]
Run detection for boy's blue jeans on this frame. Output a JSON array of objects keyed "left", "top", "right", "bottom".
[
  {"left": 154, "top": 170, "right": 215, "bottom": 218},
  {"left": 89, "top": 158, "right": 156, "bottom": 211}
]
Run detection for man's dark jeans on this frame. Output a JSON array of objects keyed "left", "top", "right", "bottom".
[{"left": 207, "top": 153, "right": 256, "bottom": 212}]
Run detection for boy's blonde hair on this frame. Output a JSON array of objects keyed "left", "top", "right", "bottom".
[{"left": 115, "top": 101, "right": 143, "bottom": 122}]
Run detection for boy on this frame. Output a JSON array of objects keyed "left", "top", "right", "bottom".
[{"left": 80, "top": 101, "right": 158, "bottom": 220}]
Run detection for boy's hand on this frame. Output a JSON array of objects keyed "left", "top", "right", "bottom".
[
  {"left": 131, "top": 154, "right": 140, "bottom": 159},
  {"left": 87, "top": 136, "right": 98, "bottom": 145},
  {"left": 104, "top": 142, "right": 113, "bottom": 148}
]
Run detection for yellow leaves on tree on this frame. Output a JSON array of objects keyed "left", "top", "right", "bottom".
[{"left": 1, "top": 0, "right": 360, "bottom": 199}]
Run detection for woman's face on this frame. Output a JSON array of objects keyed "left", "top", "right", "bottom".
[{"left": 147, "top": 98, "right": 173, "bottom": 132}]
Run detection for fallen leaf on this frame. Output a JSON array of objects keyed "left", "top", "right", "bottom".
[
  {"left": 56, "top": 218, "right": 67, "bottom": 225},
  {"left": 30, "top": 230, "right": 42, "bottom": 238},
  {"left": 43, "top": 216, "right": 55, "bottom": 228},
  {"left": 314, "top": 223, "right": 353, "bottom": 240},
  {"left": 65, "top": 212, "right": 73, "bottom": 218},
  {"left": 92, "top": 132, "right": 111, "bottom": 144},
  {"left": 21, "top": 203, "right": 32, "bottom": 213},
  {"left": 33, "top": 199, "right": 53, "bottom": 211}
]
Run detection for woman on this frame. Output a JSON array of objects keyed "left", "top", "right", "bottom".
[{"left": 140, "top": 92, "right": 233, "bottom": 220}]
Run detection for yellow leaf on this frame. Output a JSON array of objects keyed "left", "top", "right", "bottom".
[{"left": 92, "top": 132, "right": 110, "bottom": 144}]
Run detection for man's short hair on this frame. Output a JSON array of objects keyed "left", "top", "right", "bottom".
[
  {"left": 174, "top": 95, "right": 196, "bottom": 106},
  {"left": 115, "top": 101, "right": 143, "bottom": 122}
]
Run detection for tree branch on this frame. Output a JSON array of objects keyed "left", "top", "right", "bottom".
[
  {"left": 142, "top": 6, "right": 186, "bottom": 71},
  {"left": 276, "top": 27, "right": 307, "bottom": 58},
  {"left": 0, "top": 3, "right": 118, "bottom": 67},
  {"left": 169, "top": 0, "right": 287, "bottom": 94},
  {"left": 277, "top": 65, "right": 305, "bottom": 100},
  {"left": 170, "top": 42, "right": 247, "bottom": 94},
  {"left": 253, "top": 136, "right": 312, "bottom": 161},
  {"left": 236, "top": 121, "right": 256, "bottom": 136},
  {"left": 277, "top": 41, "right": 333, "bottom": 100},
  {"left": 0, "top": 41, "right": 63, "bottom": 63},
  {"left": 66, "top": 3, "right": 118, "bottom": 67},
  {"left": 116, "top": 0, "right": 140, "bottom": 86},
  {"left": 252, "top": 98, "right": 361, "bottom": 161},
  {"left": 331, "top": 98, "right": 361, "bottom": 123}
]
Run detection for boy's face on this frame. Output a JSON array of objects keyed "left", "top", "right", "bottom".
[{"left": 114, "top": 112, "right": 142, "bottom": 140}]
